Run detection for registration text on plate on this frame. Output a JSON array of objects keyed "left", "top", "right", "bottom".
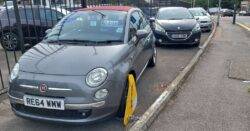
[
  {"left": 171, "top": 34, "right": 188, "bottom": 38},
  {"left": 24, "top": 95, "right": 65, "bottom": 110}
]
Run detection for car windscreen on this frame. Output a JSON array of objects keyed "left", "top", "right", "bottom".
[
  {"left": 157, "top": 8, "right": 194, "bottom": 20},
  {"left": 189, "top": 9, "right": 207, "bottom": 16},
  {"left": 44, "top": 10, "right": 127, "bottom": 44}
]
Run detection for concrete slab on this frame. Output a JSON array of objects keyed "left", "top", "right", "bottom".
[{"left": 229, "top": 59, "right": 250, "bottom": 81}]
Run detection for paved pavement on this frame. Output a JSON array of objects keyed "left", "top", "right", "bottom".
[
  {"left": 0, "top": 33, "right": 210, "bottom": 130},
  {"left": 149, "top": 18, "right": 250, "bottom": 131},
  {"left": 237, "top": 16, "right": 250, "bottom": 27}
]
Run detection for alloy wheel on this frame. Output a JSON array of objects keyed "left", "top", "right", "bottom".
[{"left": 1, "top": 32, "right": 18, "bottom": 51}]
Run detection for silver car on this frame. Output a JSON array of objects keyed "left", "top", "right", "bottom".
[
  {"left": 189, "top": 7, "right": 212, "bottom": 32},
  {"left": 8, "top": 6, "right": 156, "bottom": 124}
]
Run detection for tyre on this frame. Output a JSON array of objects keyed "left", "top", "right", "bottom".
[
  {"left": 117, "top": 79, "right": 129, "bottom": 118},
  {"left": 193, "top": 41, "right": 200, "bottom": 47},
  {"left": 148, "top": 47, "right": 157, "bottom": 67},
  {"left": 155, "top": 41, "right": 161, "bottom": 47},
  {"left": 0, "top": 32, "right": 19, "bottom": 51}
]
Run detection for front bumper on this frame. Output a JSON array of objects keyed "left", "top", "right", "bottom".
[
  {"left": 9, "top": 94, "right": 105, "bottom": 110},
  {"left": 9, "top": 93, "right": 118, "bottom": 124},
  {"left": 8, "top": 71, "right": 125, "bottom": 124},
  {"left": 154, "top": 30, "right": 201, "bottom": 45},
  {"left": 199, "top": 22, "right": 212, "bottom": 31}
]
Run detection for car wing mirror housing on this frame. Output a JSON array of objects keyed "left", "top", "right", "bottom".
[
  {"left": 24, "top": 43, "right": 32, "bottom": 50},
  {"left": 45, "top": 29, "right": 52, "bottom": 34},
  {"left": 149, "top": 17, "right": 155, "bottom": 23},
  {"left": 57, "top": 16, "right": 63, "bottom": 21},
  {"left": 136, "top": 29, "right": 148, "bottom": 40},
  {"left": 196, "top": 17, "right": 200, "bottom": 21}
]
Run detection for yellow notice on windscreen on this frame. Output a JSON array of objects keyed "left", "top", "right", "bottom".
[{"left": 123, "top": 74, "right": 138, "bottom": 126}]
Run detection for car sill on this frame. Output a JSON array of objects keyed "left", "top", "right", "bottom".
[{"left": 137, "top": 61, "right": 149, "bottom": 81}]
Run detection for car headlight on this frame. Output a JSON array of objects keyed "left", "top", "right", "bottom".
[
  {"left": 86, "top": 68, "right": 108, "bottom": 87},
  {"left": 155, "top": 23, "right": 165, "bottom": 33},
  {"left": 10, "top": 63, "right": 19, "bottom": 82},
  {"left": 192, "top": 23, "right": 201, "bottom": 32}
]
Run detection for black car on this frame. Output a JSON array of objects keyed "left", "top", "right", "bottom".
[
  {"left": 0, "top": 6, "right": 68, "bottom": 51},
  {"left": 150, "top": 7, "right": 201, "bottom": 47},
  {"left": 221, "top": 9, "right": 234, "bottom": 17}
]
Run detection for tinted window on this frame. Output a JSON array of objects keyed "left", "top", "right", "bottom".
[
  {"left": 130, "top": 11, "right": 141, "bottom": 30},
  {"left": 189, "top": 9, "right": 207, "bottom": 16},
  {"left": 45, "top": 10, "right": 127, "bottom": 43},
  {"left": 157, "top": 8, "right": 194, "bottom": 20},
  {"left": 129, "top": 11, "right": 142, "bottom": 41},
  {"left": 39, "top": 9, "right": 63, "bottom": 21},
  {"left": 138, "top": 11, "right": 150, "bottom": 31},
  {"left": 19, "top": 8, "right": 36, "bottom": 19},
  {"left": 0, "top": 9, "right": 15, "bottom": 19}
]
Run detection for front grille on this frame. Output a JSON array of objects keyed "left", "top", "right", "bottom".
[
  {"left": 201, "top": 26, "right": 208, "bottom": 28},
  {"left": 200, "top": 21, "right": 208, "bottom": 23},
  {"left": 13, "top": 104, "right": 91, "bottom": 119}
]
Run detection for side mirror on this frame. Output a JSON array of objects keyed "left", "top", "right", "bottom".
[
  {"left": 57, "top": 16, "right": 63, "bottom": 21},
  {"left": 196, "top": 17, "right": 199, "bottom": 21},
  {"left": 24, "top": 43, "right": 32, "bottom": 50},
  {"left": 149, "top": 17, "right": 155, "bottom": 23},
  {"left": 45, "top": 29, "right": 52, "bottom": 34},
  {"left": 136, "top": 29, "right": 148, "bottom": 39}
]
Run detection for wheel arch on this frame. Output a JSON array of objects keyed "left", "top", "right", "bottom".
[{"left": 128, "top": 70, "right": 137, "bottom": 82}]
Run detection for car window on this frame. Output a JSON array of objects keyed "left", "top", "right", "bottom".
[
  {"left": 19, "top": 8, "right": 36, "bottom": 20},
  {"left": 39, "top": 9, "right": 63, "bottom": 21},
  {"left": 44, "top": 10, "right": 127, "bottom": 43},
  {"left": 157, "top": 8, "right": 194, "bottom": 20},
  {"left": 129, "top": 11, "right": 142, "bottom": 41},
  {"left": 0, "top": 8, "right": 38, "bottom": 21},
  {"left": 0, "top": 9, "right": 15, "bottom": 19},
  {"left": 130, "top": 11, "right": 141, "bottom": 30},
  {"left": 138, "top": 11, "right": 150, "bottom": 31},
  {"left": 189, "top": 9, "right": 207, "bottom": 16}
]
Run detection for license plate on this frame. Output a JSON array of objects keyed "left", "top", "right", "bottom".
[
  {"left": 23, "top": 95, "right": 65, "bottom": 110},
  {"left": 171, "top": 34, "right": 187, "bottom": 38}
]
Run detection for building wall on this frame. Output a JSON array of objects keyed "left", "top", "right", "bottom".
[{"left": 241, "top": 0, "right": 250, "bottom": 12}]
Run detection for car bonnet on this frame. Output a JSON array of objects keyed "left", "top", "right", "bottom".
[{"left": 18, "top": 42, "right": 128, "bottom": 76}]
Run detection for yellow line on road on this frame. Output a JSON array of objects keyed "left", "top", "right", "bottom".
[{"left": 236, "top": 22, "right": 250, "bottom": 31}]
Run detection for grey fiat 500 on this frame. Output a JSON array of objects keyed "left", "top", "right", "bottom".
[{"left": 8, "top": 6, "right": 156, "bottom": 124}]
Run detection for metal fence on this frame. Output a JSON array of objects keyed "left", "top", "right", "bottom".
[{"left": 0, "top": 0, "right": 191, "bottom": 95}]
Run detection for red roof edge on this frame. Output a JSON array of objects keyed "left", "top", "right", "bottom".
[{"left": 76, "top": 6, "right": 133, "bottom": 12}]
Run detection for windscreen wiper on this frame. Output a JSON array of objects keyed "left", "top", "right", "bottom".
[
  {"left": 90, "top": 10, "right": 106, "bottom": 18},
  {"left": 57, "top": 39, "right": 98, "bottom": 44},
  {"left": 96, "top": 40, "right": 123, "bottom": 43}
]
